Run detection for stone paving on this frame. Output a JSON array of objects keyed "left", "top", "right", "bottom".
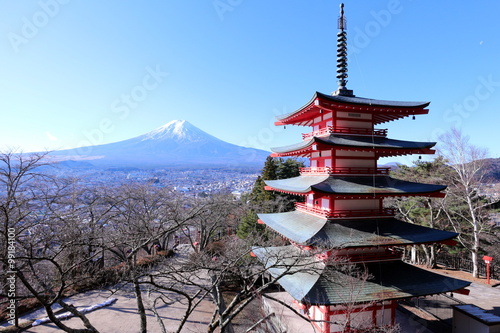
[
  {"left": 3, "top": 263, "right": 500, "bottom": 333},
  {"left": 4, "top": 282, "right": 500, "bottom": 333},
  {"left": 4, "top": 287, "right": 215, "bottom": 333},
  {"left": 452, "top": 282, "right": 500, "bottom": 313}
]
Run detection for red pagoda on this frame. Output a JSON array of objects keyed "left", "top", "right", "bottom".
[{"left": 252, "top": 4, "right": 470, "bottom": 332}]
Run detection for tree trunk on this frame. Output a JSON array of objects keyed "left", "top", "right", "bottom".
[
  {"left": 147, "top": 293, "right": 167, "bottom": 333},
  {"left": 421, "top": 245, "right": 430, "bottom": 267},
  {"left": 468, "top": 195, "right": 481, "bottom": 278},
  {"left": 133, "top": 277, "right": 147, "bottom": 333},
  {"left": 430, "top": 244, "right": 436, "bottom": 268},
  {"left": 208, "top": 275, "right": 235, "bottom": 333},
  {"left": 58, "top": 300, "right": 100, "bottom": 333},
  {"left": 472, "top": 248, "right": 479, "bottom": 278},
  {"left": 16, "top": 270, "right": 99, "bottom": 333},
  {"left": 410, "top": 246, "right": 417, "bottom": 264}
]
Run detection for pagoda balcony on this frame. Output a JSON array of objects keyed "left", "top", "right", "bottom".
[
  {"left": 295, "top": 203, "right": 395, "bottom": 218},
  {"left": 300, "top": 166, "right": 390, "bottom": 175},
  {"left": 302, "top": 126, "right": 387, "bottom": 140}
]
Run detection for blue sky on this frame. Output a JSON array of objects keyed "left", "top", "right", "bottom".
[{"left": 1, "top": 0, "right": 499, "bottom": 165}]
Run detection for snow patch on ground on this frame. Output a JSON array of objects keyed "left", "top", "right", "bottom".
[{"left": 32, "top": 298, "right": 117, "bottom": 327}]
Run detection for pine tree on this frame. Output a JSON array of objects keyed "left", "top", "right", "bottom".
[
  {"left": 237, "top": 157, "right": 304, "bottom": 239},
  {"left": 262, "top": 156, "right": 278, "bottom": 180},
  {"left": 276, "top": 157, "right": 302, "bottom": 179},
  {"left": 236, "top": 210, "right": 262, "bottom": 239}
]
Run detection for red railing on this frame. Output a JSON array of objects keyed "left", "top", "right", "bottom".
[
  {"left": 302, "top": 126, "right": 387, "bottom": 140},
  {"left": 327, "top": 208, "right": 395, "bottom": 218},
  {"left": 333, "top": 127, "right": 387, "bottom": 137},
  {"left": 295, "top": 203, "right": 329, "bottom": 217},
  {"left": 295, "top": 203, "right": 395, "bottom": 218},
  {"left": 300, "top": 166, "right": 390, "bottom": 175},
  {"left": 302, "top": 127, "right": 331, "bottom": 140}
]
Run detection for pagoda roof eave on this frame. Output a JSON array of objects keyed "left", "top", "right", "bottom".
[
  {"left": 252, "top": 246, "right": 470, "bottom": 306},
  {"left": 275, "top": 92, "right": 430, "bottom": 126},
  {"left": 270, "top": 135, "right": 437, "bottom": 157},
  {"left": 315, "top": 91, "right": 430, "bottom": 109},
  {"left": 271, "top": 148, "right": 436, "bottom": 159},
  {"left": 275, "top": 93, "right": 319, "bottom": 126},
  {"left": 264, "top": 175, "right": 446, "bottom": 196},
  {"left": 257, "top": 211, "right": 458, "bottom": 247}
]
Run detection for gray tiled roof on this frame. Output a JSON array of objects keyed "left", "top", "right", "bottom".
[
  {"left": 257, "top": 211, "right": 458, "bottom": 247},
  {"left": 307, "top": 260, "right": 470, "bottom": 305},
  {"left": 253, "top": 246, "right": 470, "bottom": 305},
  {"left": 264, "top": 175, "right": 446, "bottom": 195},
  {"left": 253, "top": 246, "right": 325, "bottom": 301},
  {"left": 276, "top": 92, "right": 430, "bottom": 122},
  {"left": 316, "top": 91, "right": 430, "bottom": 108},
  {"left": 271, "top": 135, "right": 436, "bottom": 154}
]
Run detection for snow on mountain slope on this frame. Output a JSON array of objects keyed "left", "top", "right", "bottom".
[
  {"left": 49, "top": 120, "right": 269, "bottom": 169},
  {"left": 140, "top": 120, "right": 215, "bottom": 142}
]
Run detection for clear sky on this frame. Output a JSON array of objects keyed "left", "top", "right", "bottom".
[{"left": 1, "top": 0, "right": 499, "bottom": 165}]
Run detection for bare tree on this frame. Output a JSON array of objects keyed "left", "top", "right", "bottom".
[
  {"left": 438, "top": 128, "right": 490, "bottom": 277},
  {"left": 0, "top": 155, "right": 400, "bottom": 332},
  {"left": 98, "top": 184, "right": 236, "bottom": 333},
  {"left": 0, "top": 152, "right": 101, "bottom": 332},
  {"left": 116, "top": 205, "right": 320, "bottom": 333},
  {"left": 389, "top": 157, "right": 450, "bottom": 267},
  {"left": 105, "top": 192, "right": 248, "bottom": 333}
]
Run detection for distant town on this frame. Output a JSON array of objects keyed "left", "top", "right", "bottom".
[{"left": 46, "top": 166, "right": 260, "bottom": 198}]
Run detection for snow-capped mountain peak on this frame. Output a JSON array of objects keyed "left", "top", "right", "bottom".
[
  {"left": 49, "top": 119, "right": 270, "bottom": 168},
  {"left": 141, "top": 120, "right": 207, "bottom": 142}
]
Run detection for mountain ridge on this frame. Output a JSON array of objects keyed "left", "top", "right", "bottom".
[{"left": 48, "top": 120, "right": 270, "bottom": 169}]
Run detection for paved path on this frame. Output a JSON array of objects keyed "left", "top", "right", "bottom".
[
  {"left": 7, "top": 282, "right": 498, "bottom": 333},
  {"left": 2, "top": 245, "right": 216, "bottom": 333},
  {"left": 3, "top": 262, "right": 500, "bottom": 332},
  {"left": 452, "top": 282, "right": 500, "bottom": 314},
  {"left": 5, "top": 287, "right": 214, "bottom": 333},
  {"left": 5, "top": 284, "right": 499, "bottom": 333}
]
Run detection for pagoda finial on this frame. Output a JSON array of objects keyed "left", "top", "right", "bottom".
[
  {"left": 333, "top": 3, "right": 355, "bottom": 97},
  {"left": 338, "top": 3, "right": 346, "bottom": 30}
]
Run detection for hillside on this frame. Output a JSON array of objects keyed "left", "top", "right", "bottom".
[{"left": 484, "top": 158, "right": 500, "bottom": 182}]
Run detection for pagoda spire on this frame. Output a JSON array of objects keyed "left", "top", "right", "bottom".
[{"left": 333, "top": 3, "right": 355, "bottom": 97}]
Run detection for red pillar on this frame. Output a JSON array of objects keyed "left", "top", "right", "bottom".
[
  {"left": 390, "top": 300, "right": 397, "bottom": 326},
  {"left": 322, "top": 305, "right": 331, "bottom": 333},
  {"left": 483, "top": 256, "right": 493, "bottom": 285}
]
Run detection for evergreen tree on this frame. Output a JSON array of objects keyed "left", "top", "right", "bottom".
[
  {"left": 237, "top": 157, "right": 304, "bottom": 239},
  {"left": 236, "top": 210, "right": 261, "bottom": 239},
  {"left": 262, "top": 156, "right": 278, "bottom": 180},
  {"left": 276, "top": 157, "right": 302, "bottom": 179}
]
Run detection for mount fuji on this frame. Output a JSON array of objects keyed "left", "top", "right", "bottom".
[{"left": 48, "top": 120, "right": 270, "bottom": 169}]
